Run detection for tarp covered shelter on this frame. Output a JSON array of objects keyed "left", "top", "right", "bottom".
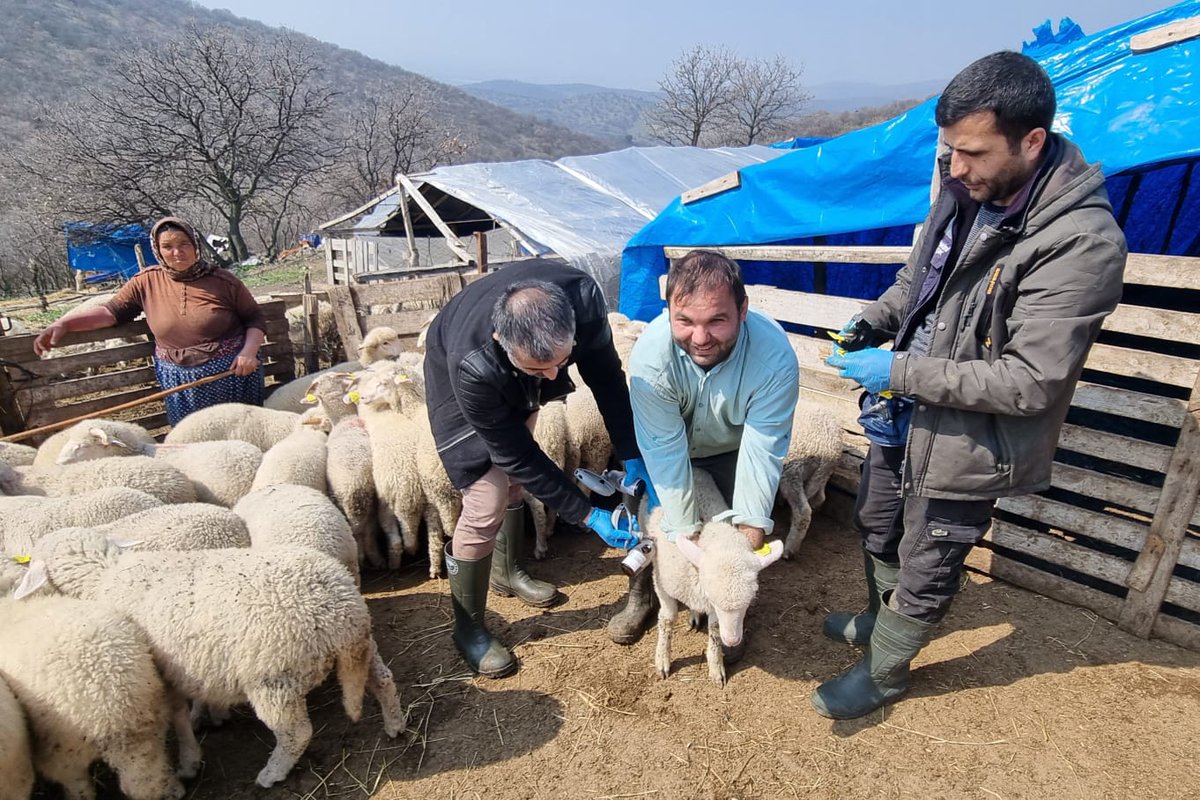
[
  {"left": 319, "top": 145, "right": 787, "bottom": 299},
  {"left": 63, "top": 222, "right": 152, "bottom": 285},
  {"left": 619, "top": 1, "right": 1200, "bottom": 320}
]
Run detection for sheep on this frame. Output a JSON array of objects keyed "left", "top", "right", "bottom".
[
  {"left": 564, "top": 378, "right": 613, "bottom": 488},
  {"left": 0, "top": 593, "right": 191, "bottom": 799},
  {"left": 0, "top": 557, "right": 26, "bottom": 596},
  {"left": 265, "top": 325, "right": 404, "bottom": 413},
  {"left": 325, "top": 416, "right": 386, "bottom": 570},
  {"left": 1, "top": 487, "right": 163, "bottom": 557},
  {"left": 164, "top": 403, "right": 301, "bottom": 451},
  {"left": 55, "top": 422, "right": 265, "bottom": 508},
  {"left": 646, "top": 469, "right": 784, "bottom": 687},
  {"left": 233, "top": 484, "right": 359, "bottom": 586},
  {"left": 529, "top": 399, "right": 570, "bottom": 559},
  {"left": 21, "top": 529, "right": 406, "bottom": 788},
  {"left": 779, "top": 400, "right": 844, "bottom": 559},
  {"left": 0, "top": 673, "right": 33, "bottom": 799},
  {"left": 0, "top": 441, "right": 36, "bottom": 468},
  {"left": 93, "top": 503, "right": 252, "bottom": 551},
  {"left": 34, "top": 417, "right": 156, "bottom": 469},
  {"left": 249, "top": 427, "right": 329, "bottom": 493},
  {"left": 5, "top": 455, "right": 197, "bottom": 505}
]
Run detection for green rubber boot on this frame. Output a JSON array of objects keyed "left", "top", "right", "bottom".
[
  {"left": 822, "top": 551, "right": 900, "bottom": 645},
  {"left": 810, "top": 597, "right": 936, "bottom": 720},
  {"left": 445, "top": 543, "right": 517, "bottom": 678},
  {"left": 489, "top": 504, "right": 558, "bottom": 607}
]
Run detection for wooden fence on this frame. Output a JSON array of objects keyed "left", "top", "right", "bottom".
[
  {"left": 662, "top": 245, "right": 1200, "bottom": 651},
  {"left": 0, "top": 300, "right": 295, "bottom": 443}
]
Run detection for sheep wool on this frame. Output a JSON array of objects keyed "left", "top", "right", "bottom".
[
  {"left": 249, "top": 427, "right": 329, "bottom": 494},
  {"left": 95, "top": 503, "right": 252, "bottom": 551},
  {"left": 0, "top": 673, "right": 33, "bottom": 800},
  {"left": 233, "top": 484, "right": 359, "bottom": 585},
  {"left": 0, "top": 441, "right": 36, "bottom": 469},
  {"left": 1, "top": 486, "right": 163, "bottom": 557},
  {"left": 13, "top": 456, "right": 196, "bottom": 505},
  {"left": 165, "top": 402, "right": 300, "bottom": 451}
]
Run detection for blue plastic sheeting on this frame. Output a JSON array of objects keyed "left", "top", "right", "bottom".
[
  {"left": 770, "top": 137, "right": 830, "bottom": 150},
  {"left": 63, "top": 222, "right": 152, "bottom": 284},
  {"left": 620, "top": 1, "right": 1200, "bottom": 321}
]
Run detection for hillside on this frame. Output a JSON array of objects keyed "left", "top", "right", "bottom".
[
  {"left": 460, "top": 80, "right": 660, "bottom": 145},
  {"left": 0, "top": 0, "right": 607, "bottom": 164}
]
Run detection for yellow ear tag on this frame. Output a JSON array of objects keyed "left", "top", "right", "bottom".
[
  {"left": 396, "top": 373, "right": 411, "bottom": 383},
  {"left": 12, "top": 555, "right": 30, "bottom": 564},
  {"left": 827, "top": 330, "right": 846, "bottom": 343},
  {"left": 304, "top": 393, "right": 317, "bottom": 403},
  {"left": 347, "top": 390, "right": 361, "bottom": 404},
  {"left": 753, "top": 544, "right": 771, "bottom": 557}
]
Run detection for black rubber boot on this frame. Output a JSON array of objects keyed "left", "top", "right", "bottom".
[
  {"left": 810, "top": 597, "right": 936, "bottom": 720},
  {"left": 822, "top": 550, "right": 900, "bottom": 645},
  {"left": 445, "top": 543, "right": 517, "bottom": 678},
  {"left": 607, "top": 563, "right": 657, "bottom": 645},
  {"left": 489, "top": 504, "right": 558, "bottom": 608}
]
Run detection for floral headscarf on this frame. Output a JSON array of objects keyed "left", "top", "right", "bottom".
[{"left": 150, "top": 217, "right": 219, "bottom": 282}]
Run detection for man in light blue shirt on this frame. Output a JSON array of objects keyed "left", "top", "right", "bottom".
[{"left": 608, "top": 250, "right": 799, "bottom": 649}]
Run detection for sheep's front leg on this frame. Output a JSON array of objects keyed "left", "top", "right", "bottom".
[
  {"left": 528, "top": 495, "right": 550, "bottom": 560},
  {"left": 706, "top": 612, "right": 726, "bottom": 687},
  {"left": 173, "top": 693, "right": 203, "bottom": 778},
  {"left": 780, "top": 478, "right": 813, "bottom": 560},
  {"left": 377, "top": 500, "right": 405, "bottom": 570},
  {"left": 654, "top": 592, "right": 679, "bottom": 679}
]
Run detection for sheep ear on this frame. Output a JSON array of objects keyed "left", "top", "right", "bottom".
[
  {"left": 675, "top": 534, "right": 704, "bottom": 569},
  {"left": 88, "top": 426, "right": 113, "bottom": 445},
  {"left": 12, "top": 560, "right": 47, "bottom": 600},
  {"left": 753, "top": 540, "right": 785, "bottom": 571},
  {"left": 55, "top": 442, "right": 80, "bottom": 464}
]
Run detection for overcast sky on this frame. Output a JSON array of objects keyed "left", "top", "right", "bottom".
[{"left": 197, "top": 0, "right": 1177, "bottom": 90}]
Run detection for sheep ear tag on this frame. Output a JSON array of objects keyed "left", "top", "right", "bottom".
[
  {"left": 12, "top": 560, "right": 48, "bottom": 600},
  {"left": 754, "top": 540, "right": 785, "bottom": 571},
  {"left": 675, "top": 534, "right": 705, "bottom": 569}
]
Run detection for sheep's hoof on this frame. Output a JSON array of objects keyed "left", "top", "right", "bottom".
[
  {"left": 386, "top": 547, "right": 404, "bottom": 571},
  {"left": 166, "top": 778, "right": 187, "bottom": 800},
  {"left": 709, "top": 661, "right": 727, "bottom": 687},
  {"left": 688, "top": 611, "right": 706, "bottom": 632},
  {"left": 533, "top": 542, "right": 548, "bottom": 560},
  {"left": 656, "top": 666, "right": 670, "bottom": 680}
]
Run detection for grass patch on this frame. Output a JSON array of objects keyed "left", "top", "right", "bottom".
[{"left": 235, "top": 259, "right": 313, "bottom": 289}]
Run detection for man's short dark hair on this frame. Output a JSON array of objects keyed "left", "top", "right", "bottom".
[
  {"left": 492, "top": 279, "right": 576, "bottom": 362},
  {"left": 665, "top": 250, "right": 747, "bottom": 310},
  {"left": 935, "top": 51, "right": 1056, "bottom": 148}
]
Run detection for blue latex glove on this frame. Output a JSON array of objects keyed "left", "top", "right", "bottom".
[
  {"left": 585, "top": 507, "right": 639, "bottom": 550},
  {"left": 622, "top": 458, "right": 660, "bottom": 512},
  {"left": 826, "top": 347, "right": 895, "bottom": 394}
]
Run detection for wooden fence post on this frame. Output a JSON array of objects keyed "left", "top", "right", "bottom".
[{"left": 475, "top": 232, "right": 488, "bottom": 273}]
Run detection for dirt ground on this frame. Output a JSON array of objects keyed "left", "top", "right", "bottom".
[{"left": 75, "top": 508, "right": 1195, "bottom": 800}]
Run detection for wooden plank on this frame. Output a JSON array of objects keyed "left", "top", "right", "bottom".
[
  {"left": 361, "top": 310, "right": 442, "bottom": 337},
  {"left": 681, "top": 171, "right": 741, "bottom": 204},
  {"left": 24, "top": 386, "right": 165, "bottom": 428},
  {"left": 749, "top": 284, "right": 868, "bottom": 331},
  {"left": 1130, "top": 15, "right": 1200, "bottom": 53},
  {"left": 20, "top": 343, "right": 156, "bottom": 376},
  {"left": 1121, "top": 369, "right": 1200, "bottom": 635},
  {"left": 1047, "top": 461, "right": 1200, "bottom": 529},
  {"left": 0, "top": 322, "right": 150, "bottom": 360},
  {"left": 1084, "top": 343, "right": 1198, "bottom": 389},
  {"left": 326, "top": 284, "right": 363, "bottom": 358},
  {"left": 22, "top": 366, "right": 158, "bottom": 405},
  {"left": 1071, "top": 381, "right": 1188, "bottom": 428},
  {"left": 1122, "top": 253, "right": 1200, "bottom": 290},
  {"left": 397, "top": 174, "right": 473, "bottom": 264},
  {"left": 1057, "top": 423, "right": 1174, "bottom": 473},
  {"left": 1102, "top": 304, "right": 1200, "bottom": 346},
  {"left": 351, "top": 273, "right": 465, "bottom": 307},
  {"left": 663, "top": 245, "right": 912, "bottom": 264},
  {"left": 966, "top": 548, "right": 1200, "bottom": 652}
]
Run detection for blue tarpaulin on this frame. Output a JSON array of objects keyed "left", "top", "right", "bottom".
[
  {"left": 620, "top": 1, "right": 1200, "bottom": 321},
  {"left": 64, "top": 222, "right": 153, "bottom": 285}
]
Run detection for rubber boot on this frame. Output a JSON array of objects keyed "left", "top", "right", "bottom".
[
  {"left": 810, "top": 596, "right": 936, "bottom": 720},
  {"left": 607, "top": 563, "right": 657, "bottom": 645},
  {"left": 489, "top": 504, "right": 558, "bottom": 607},
  {"left": 445, "top": 543, "right": 517, "bottom": 678},
  {"left": 822, "top": 550, "right": 899, "bottom": 645}
]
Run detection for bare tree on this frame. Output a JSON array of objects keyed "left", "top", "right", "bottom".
[
  {"left": 644, "top": 45, "right": 737, "bottom": 147},
  {"left": 726, "top": 56, "right": 811, "bottom": 146},
  {"left": 15, "top": 25, "right": 340, "bottom": 262}
]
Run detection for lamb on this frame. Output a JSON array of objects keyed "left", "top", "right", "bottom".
[
  {"left": 0, "top": 557, "right": 26, "bottom": 596},
  {"left": 20, "top": 529, "right": 407, "bottom": 789},
  {"left": 93, "top": 503, "right": 252, "bottom": 551},
  {"left": 249, "top": 427, "right": 329, "bottom": 493},
  {"left": 34, "top": 417, "right": 156, "bottom": 469},
  {"left": 164, "top": 403, "right": 300, "bottom": 451},
  {"left": 325, "top": 416, "right": 386, "bottom": 569},
  {"left": 0, "top": 441, "right": 36, "bottom": 468},
  {"left": 0, "top": 593, "right": 191, "bottom": 799},
  {"left": 646, "top": 469, "right": 783, "bottom": 686},
  {"left": 233, "top": 484, "right": 359, "bottom": 585},
  {"left": 529, "top": 399, "right": 570, "bottom": 559},
  {"left": 778, "top": 400, "right": 844, "bottom": 559},
  {"left": 265, "top": 325, "right": 404, "bottom": 413},
  {"left": 0, "top": 673, "right": 33, "bottom": 799},
  {"left": 4, "top": 455, "right": 197, "bottom": 504},
  {"left": 55, "top": 422, "right": 264, "bottom": 507},
  {"left": 564, "top": 378, "right": 613, "bottom": 487},
  {"left": 1, "top": 486, "right": 163, "bottom": 556}
]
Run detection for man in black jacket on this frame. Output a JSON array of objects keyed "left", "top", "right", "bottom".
[{"left": 424, "top": 258, "right": 651, "bottom": 678}]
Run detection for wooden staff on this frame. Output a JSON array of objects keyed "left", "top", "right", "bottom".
[{"left": 1, "top": 369, "right": 237, "bottom": 443}]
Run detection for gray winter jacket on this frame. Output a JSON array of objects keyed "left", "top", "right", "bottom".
[{"left": 860, "top": 135, "right": 1127, "bottom": 500}]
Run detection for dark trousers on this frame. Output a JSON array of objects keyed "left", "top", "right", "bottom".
[{"left": 854, "top": 444, "right": 994, "bottom": 623}]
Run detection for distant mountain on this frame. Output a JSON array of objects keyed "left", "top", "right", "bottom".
[
  {"left": 807, "top": 79, "right": 945, "bottom": 112},
  {"left": 459, "top": 80, "right": 660, "bottom": 145}
]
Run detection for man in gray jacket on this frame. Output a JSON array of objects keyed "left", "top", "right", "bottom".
[{"left": 813, "top": 51, "right": 1127, "bottom": 719}]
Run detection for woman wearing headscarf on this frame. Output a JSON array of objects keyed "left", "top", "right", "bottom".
[{"left": 34, "top": 217, "right": 267, "bottom": 425}]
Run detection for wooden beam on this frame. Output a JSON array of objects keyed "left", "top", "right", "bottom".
[
  {"left": 396, "top": 174, "right": 472, "bottom": 264},
  {"left": 1122, "top": 252, "right": 1200, "bottom": 289},
  {"left": 316, "top": 186, "right": 399, "bottom": 232},
  {"left": 475, "top": 231, "right": 489, "bottom": 274},
  {"left": 1130, "top": 15, "right": 1200, "bottom": 53},
  {"left": 681, "top": 171, "right": 741, "bottom": 204},
  {"left": 1057, "top": 423, "right": 1174, "bottom": 474},
  {"left": 1071, "top": 381, "right": 1188, "bottom": 428},
  {"left": 1103, "top": 304, "right": 1200, "bottom": 346},
  {"left": 397, "top": 183, "right": 419, "bottom": 267},
  {"left": 1084, "top": 343, "right": 1199, "bottom": 389},
  {"left": 663, "top": 245, "right": 912, "bottom": 264},
  {"left": 326, "top": 284, "right": 363, "bottom": 359},
  {"left": 1120, "top": 366, "right": 1200, "bottom": 635}
]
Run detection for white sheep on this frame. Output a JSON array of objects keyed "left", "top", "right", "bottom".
[
  {"left": 0, "top": 593, "right": 191, "bottom": 799},
  {"left": 325, "top": 416, "right": 386, "bottom": 570},
  {"left": 529, "top": 399, "right": 570, "bottom": 560},
  {"left": 265, "top": 325, "right": 404, "bottom": 413},
  {"left": 6, "top": 455, "right": 197, "bottom": 504},
  {"left": 249, "top": 427, "right": 329, "bottom": 493},
  {"left": 563, "top": 378, "right": 613, "bottom": 488},
  {"left": 0, "top": 441, "right": 36, "bottom": 468},
  {"left": 34, "top": 417, "right": 157, "bottom": 469},
  {"left": 1, "top": 486, "right": 163, "bottom": 557},
  {"left": 233, "top": 484, "right": 360, "bottom": 586},
  {"left": 55, "top": 422, "right": 265, "bottom": 508},
  {"left": 164, "top": 403, "right": 300, "bottom": 451},
  {"left": 646, "top": 469, "right": 783, "bottom": 687},
  {"left": 779, "top": 400, "right": 843, "bottom": 559},
  {"left": 0, "top": 557, "right": 26, "bottom": 596},
  {"left": 21, "top": 529, "right": 407, "bottom": 789},
  {"left": 93, "top": 503, "right": 252, "bottom": 551},
  {"left": 0, "top": 673, "right": 33, "bottom": 799}
]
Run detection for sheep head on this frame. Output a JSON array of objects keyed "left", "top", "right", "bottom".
[
  {"left": 56, "top": 424, "right": 136, "bottom": 464},
  {"left": 676, "top": 527, "right": 783, "bottom": 647},
  {"left": 358, "top": 326, "right": 404, "bottom": 365},
  {"left": 16, "top": 527, "right": 130, "bottom": 600}
]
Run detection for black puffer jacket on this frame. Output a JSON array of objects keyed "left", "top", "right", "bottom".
[{"left": 423, "top": 259, "right": 638, "bottom": 524}]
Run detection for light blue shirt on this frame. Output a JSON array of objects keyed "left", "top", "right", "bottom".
[{"left": 629, "top": 307, "right": 799, "bottom": 538}]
